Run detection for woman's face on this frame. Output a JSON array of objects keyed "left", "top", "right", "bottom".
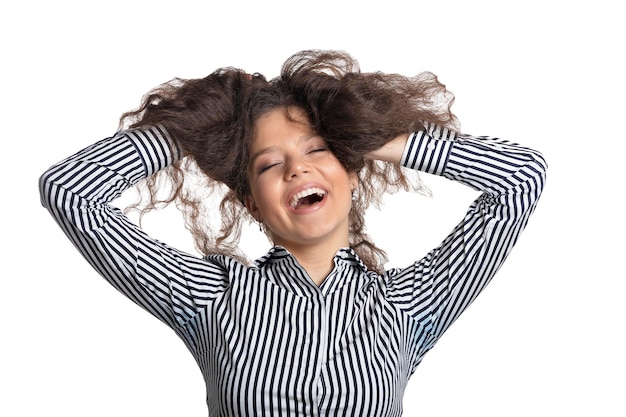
[{"left": 245, "top": 107, "right": 357, "bottom": 251}]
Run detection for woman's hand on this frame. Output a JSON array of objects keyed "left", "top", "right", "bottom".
[{"left": 364, "top": 133, "right": 409, "bottom": 163}]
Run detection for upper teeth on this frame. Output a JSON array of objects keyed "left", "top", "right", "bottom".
[{"left": 290, "top": 187, "right": 326, "bottom": 208}]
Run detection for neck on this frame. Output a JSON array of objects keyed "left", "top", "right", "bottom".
[{"left": 283, "top": 241, "right": 346, "bottom": 286}]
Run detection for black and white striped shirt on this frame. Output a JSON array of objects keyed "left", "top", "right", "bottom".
[{"left": 39, "top": 122, "right": 546, "bottom": 416}]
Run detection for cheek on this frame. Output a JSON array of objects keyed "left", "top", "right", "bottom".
[
  {"left": 249, "top": 178, "right": 281, "bottom": 212},
  {"left": 327, "top": 162, "right": 354, "bottom": 186}
]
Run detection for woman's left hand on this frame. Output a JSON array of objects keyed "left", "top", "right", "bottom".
[{"left": 364, "top": 133, "right": 409, "bottom": 163}]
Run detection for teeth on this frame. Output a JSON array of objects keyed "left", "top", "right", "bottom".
[{"left": 289, "top": 187, "right": 326, "bottom": 208}]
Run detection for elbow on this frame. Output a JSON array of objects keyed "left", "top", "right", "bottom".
[
  {"left": 39, "top": 170, "right": 52, "bottom": 209},
  {"left": 38, "top": 165, "right": 59, "bottom": 210},
  {"left": 531, "top": 150, "right": 548, "bottom": 195},
  {"left": 519, "top": 149, "right": 548, "bottom": 207}
]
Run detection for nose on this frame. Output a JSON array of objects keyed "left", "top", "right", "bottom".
[{"left": 284, "top": 156, "right": 310, "bottom": 180}]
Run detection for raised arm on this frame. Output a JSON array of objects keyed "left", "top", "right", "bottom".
[
  {"left": 39, "top": 127, "right": 229, "bottom": 329},
  {"left": 364, "top": 132, "right": 410, "bottom": 164},
  {"left": 379, "top": 122, "right": 547, "bottom": 362}
]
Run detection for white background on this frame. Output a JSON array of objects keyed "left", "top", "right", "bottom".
[{"left": 2, "top": 0, "right": 624, "bottom": 415}]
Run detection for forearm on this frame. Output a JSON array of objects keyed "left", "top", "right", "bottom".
[
  {"left": 400, "top": 122, "right": 547, "bottom": 201},
  {"left": 364, "top": 133, "right": 409, "bottom": 164},
  {"left": 39, "top": 126, "right": 180, "bottom": 217}
]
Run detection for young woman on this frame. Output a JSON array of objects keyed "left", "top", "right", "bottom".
[{"left": 39, "top": 50, "right": 547, "bottom": 416}]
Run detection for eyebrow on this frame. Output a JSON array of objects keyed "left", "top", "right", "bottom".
[{"left": 250, "top": 134, "right": 320, "bottom": 164}]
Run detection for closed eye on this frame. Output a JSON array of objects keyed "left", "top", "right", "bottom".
[
  {"left": 259, "top": 162, "right": 281, "bottom": 174},
  {"left": 307, "top": 147, "right": 328, "bottom": 154}
]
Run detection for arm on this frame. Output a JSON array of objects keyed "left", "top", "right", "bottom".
[
  {"left": 364, "top": 132, "right": 410, "bottom": 164},
  {"left": 378, "top": 122, "right": 547, "bottom": 359},
  {"left": 39, "top": 127, "right": 230, "bottom": 329}
]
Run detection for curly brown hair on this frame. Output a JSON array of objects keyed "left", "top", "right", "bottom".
[{"left": 119, "top": 50, "right": 458, "bottom": 273}]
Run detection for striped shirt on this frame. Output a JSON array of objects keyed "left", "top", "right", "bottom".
[{"left": 39, "top": 122, "right": 547, "bottom": 416}]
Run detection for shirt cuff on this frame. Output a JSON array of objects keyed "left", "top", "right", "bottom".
[
  {"left": 125, "top": 125, "right": 181, "bottom": 178},
  {"left": 400, "top": 122, "right": 456, "bottom": 176}
]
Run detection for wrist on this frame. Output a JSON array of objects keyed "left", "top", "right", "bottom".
[{"left": 365, "top": 133, "right": 409, "bottom": 163}]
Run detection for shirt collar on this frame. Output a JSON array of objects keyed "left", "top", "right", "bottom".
[
  {"left": 255, "top": 245, "right": 367, "bottom": 272},
  {"left": 254, "top": 245, "right": 369, "bottom": 295}
]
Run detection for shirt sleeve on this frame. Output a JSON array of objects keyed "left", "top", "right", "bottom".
[
  {"left": 39, "top": 126, "right": 231, "bottom": 329},
  {"left": 384, "top": 122, "right": 547, "bottom": 362}
]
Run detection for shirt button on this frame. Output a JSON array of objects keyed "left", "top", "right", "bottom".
[{"left": 427, "top": 143, "right": 436, "bottom": 150}]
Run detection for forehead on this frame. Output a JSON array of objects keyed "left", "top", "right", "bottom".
[{"left": 252, "top": 107, "right": 316, "bottom": 149}]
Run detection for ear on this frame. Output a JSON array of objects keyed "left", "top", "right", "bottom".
[
  {"left": 244, "top": 195, "right": 261, "bottom": 222},
  {"left": 349, "top": 171, "right": 359, "bottom": 191}
]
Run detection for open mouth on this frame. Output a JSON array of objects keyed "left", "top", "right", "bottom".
[{"left": 289, "top": 187, "right": 327, "bottom": 209}]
